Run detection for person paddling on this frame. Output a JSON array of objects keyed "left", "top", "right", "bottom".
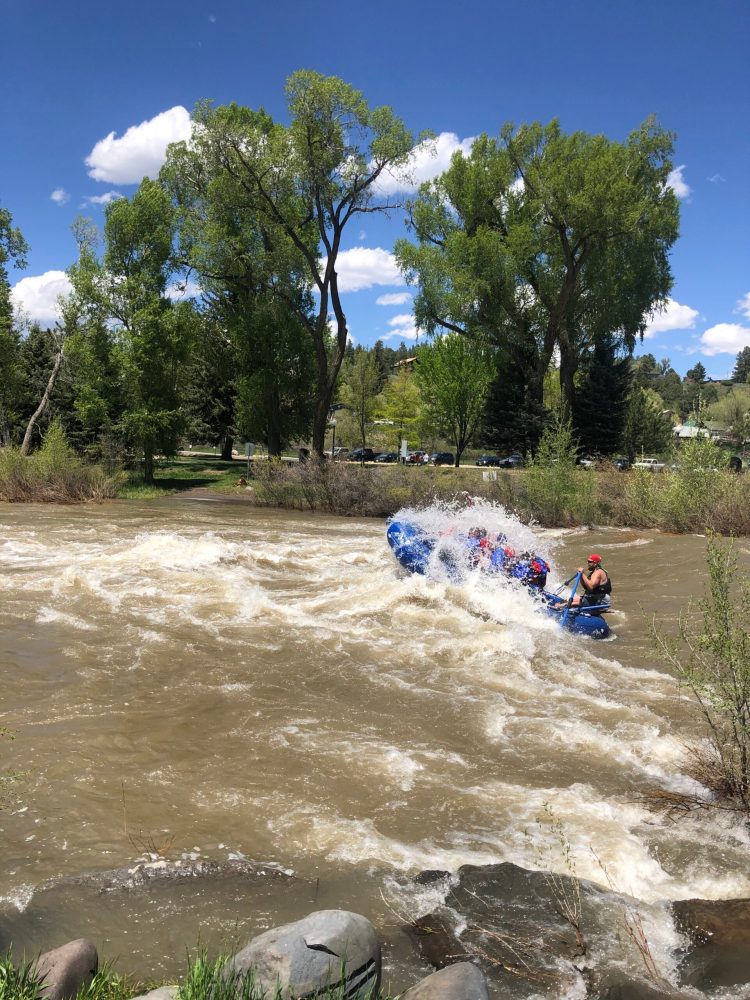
[{"left": 573, "top": 554, "right": 611, "bottom": 607}]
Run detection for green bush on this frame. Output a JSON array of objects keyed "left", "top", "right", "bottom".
[{"left": 0, "top": 420, "right": 124, "bottom": 503}]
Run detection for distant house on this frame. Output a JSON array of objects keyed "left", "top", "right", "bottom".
[
  {"left": 393, "top": 357, "right": 417, "bottom": 371},
  {"left": 673, "top": 419, "right": 732, "bottom": 443}
]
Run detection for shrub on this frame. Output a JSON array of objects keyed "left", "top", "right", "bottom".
[
  {"left": 0, "top": 420, "right": 124, "bottom": 503},
  {"left": 650, "top": 535, "right": 750, "bottom": 819}
]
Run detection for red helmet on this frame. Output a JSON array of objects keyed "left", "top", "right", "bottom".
[{"left": 587, "top": 554, "right": 602, "bottom": 564}]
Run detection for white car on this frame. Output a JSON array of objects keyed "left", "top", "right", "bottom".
[{"left": 633, "top": 457, "right": 666, "bottom": 472}]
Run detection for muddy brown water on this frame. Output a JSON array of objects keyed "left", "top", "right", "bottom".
[{"left": 1, "top": 498, "right": 748, "bottom": 992}]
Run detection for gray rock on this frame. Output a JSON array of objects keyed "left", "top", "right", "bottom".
[
  {"left": 225, "top": 909, "right": 380, "bottom": 999},
  {"left": 672, "top": 896, "right": 750, "bottom": 989},
  {"left": 33, "top": 938, "right": 98, "bottom": 1000},
  {"left": 129, "top": 989, "right": 178, "bottom": 1000},
  {"left": 401, "top": 962, "right": 489, "bottom": 999}
]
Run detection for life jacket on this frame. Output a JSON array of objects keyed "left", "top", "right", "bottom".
[{"left": 588, "top": 567, "right": 612, "bottom": 598}]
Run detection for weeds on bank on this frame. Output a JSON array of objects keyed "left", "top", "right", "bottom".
[
  {"left": 0, "top": 422, "right": 123, "bottom": 503},
  {"left": 649, "top": 534, "right": 750, "bottom": 821}
]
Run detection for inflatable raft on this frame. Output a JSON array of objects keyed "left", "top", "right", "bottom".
[{"left": 386, "top": 520, "right": 610, "bottom": 639}]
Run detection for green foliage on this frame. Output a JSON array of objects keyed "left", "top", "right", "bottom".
[
  {"left": 0, "top": 207, "right": 30, "bottom": 446},
  {"left": 340, "top": 350, "right": 382, "bottom": 448},
  {"left": 522, "top": 417, "right": 593, "bottom": 525},
  {"left": 414, "top": 334, "right": 492, "bottom": 464},
  {"left": 0, "top": 419, "right": 123, "bottom": 502},
  {"left": 651, "top": 536, "right": 750, "bottom": 817},
  {"left": 620, "top": 388, "right": 673, "bottom": 460},
  {"left": 375, "top": 368, "right": 422, "bottom": 449},
  {"left": 731, "top": 346, "right": 750, "bottom": 384},
  {"left": 0, "top": 954, "right": 41, "bottom": 1000},
  {"left": 572, "top": 335, "right": 631, "bottom": 456}
]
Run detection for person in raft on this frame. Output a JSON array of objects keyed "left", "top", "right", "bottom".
[{"left": 572, "top": 554, "right": 611, "bottom": 607}]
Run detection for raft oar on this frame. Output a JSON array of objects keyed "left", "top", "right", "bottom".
[
  {"left": 553, "top": 573, "right": 579, "bottom": 596},
  {"left": 560, "top": 571, "right": 582, "bottom": 629}
]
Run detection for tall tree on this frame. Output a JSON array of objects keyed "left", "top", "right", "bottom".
[
  {"left": 686, "top": 362, "right": 707, "bottom": 383},
  {"left": 396, "top": 118, "right": 679, "bottom": 423},
  {"left": 0, "top": 207, "right": 29, "bottom": 446},
  {"left": 620, "top": 387, "right": 673, "bottom": 460},
  {"left": 340, "top": 350, "right": 381, "bottom": 448},
  {"left": 572, "top": 335, "right": 631, "bottom": 456},
  {"left": 103, "top": 179, "right": 193, "bottom": 483},
  {"left": 414, "top": 333, "right": 492, "bottom": 466},
  {"left": 164, "top": 73, "right": 415, "bottom": 456},
  {"left": 731, "top": 347, "right": 750, "bottom": 384}
]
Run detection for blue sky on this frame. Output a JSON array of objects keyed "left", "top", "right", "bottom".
[{"left": 3, "top": 0, "right": 749, "bottom": 376}]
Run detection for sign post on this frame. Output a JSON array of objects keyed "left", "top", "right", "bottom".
[{"left": 244, "top": 442, "right": 255, "bottom": 478}]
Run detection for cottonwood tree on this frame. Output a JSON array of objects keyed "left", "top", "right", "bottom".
[
  {"left": 164, "top": 72, "right": 416, "bottom": 456},
  {"left": 340, "top": 350, "right": 381, "bottom": 448},
  {"left": 414, "top": 333, "right": 492, "bottom": 465},
  {"left": 396, "top": 118, "right": 679, "bottom": 440},
  {"left": 103, "top": 179, "right": 193, "bottom": 483}
]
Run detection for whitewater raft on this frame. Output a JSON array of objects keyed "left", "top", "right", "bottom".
[{"left": 386, "top": 520, "right": 610, "bottom": 639}]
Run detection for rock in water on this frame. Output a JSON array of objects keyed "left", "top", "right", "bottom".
[
  {"left": 401, "top": 962, "right": 489, "bottom": 999},
  {"left": 673, "top": 896, "right": 750, "bottom": 990},
  {"left": 33, "top": 939, "right": 98, "bottom": 1000},
  {"left": 224, "top": 909, "right": 380, "bottom": 998}
]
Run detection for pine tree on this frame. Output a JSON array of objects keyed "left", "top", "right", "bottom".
[
  {"left": 572, "top": 335, "right": 631, "bottom": 456},
  {"left": 731, "top": 346, "right": 750, "bottom": 384}
]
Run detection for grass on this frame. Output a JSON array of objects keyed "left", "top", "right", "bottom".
[{"left": 117, "top": 456, "right": 244, "bottom": 499}]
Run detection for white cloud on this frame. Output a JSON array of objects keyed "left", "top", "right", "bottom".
[
  {"left": 83, "top": 190, "right": 124, "bottom": 206},
  {"left": 736, "top": 292, "right": 750, "bottom": 319},
  {"left": 334, "top": 247, "right": 405, "bottom": 292},
  {"left": 707, "top": 173, "right": 726, "bottom": 184},
  {"left": 376, "top": 292, "right": 411, "bottom": 306},
  {"left": 643, "top": 297, "right": 699, "bottom": 337},
  {"left": 11, "top": 271, "right": 72, "bottom": 327},
  {"left": 167, "top": 278, "right": 202, "bottom": 300},
  {"left": 699, "top": 323, "right": 750, "bottom": 356},
  {"left": 374, "top": 131, "right": 475, "bottom": 196},
  {"left": 666, "top": 164, "right": 691, "bottom": 199},
  {"left": 385, "top": 312, "right": 419, "bottom": 341},
  {"left": 50, "top": 188, "right": 70, "bottom": 205},
  {"left": 85, "top": 106, "right": 192, "bottom": 184}
]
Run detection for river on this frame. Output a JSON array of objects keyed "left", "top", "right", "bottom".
[{"left": 1, "top": 498, "right": 748, "bottom": 993}]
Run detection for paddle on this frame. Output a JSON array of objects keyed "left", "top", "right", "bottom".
[
  {"left": 553, "top": 573, "right": 579, "bottom": 596},
  {"left": 560, "top": 571, "right": 582, "bottom": 628}
]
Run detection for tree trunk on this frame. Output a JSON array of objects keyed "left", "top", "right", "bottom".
[
  {"left": 558, "top": 339, "right": 577, "bottom": 422},
  {"left": 143, "top": 448, "right": 154, "bottom": 485},
  {"left": 266, "top": 388, "right": 282, "bottom": 458},
  {"left": 20, "top": 347, "right": 64, "bottom": 456},
  {"left": 220, "top": 435, "right": 234, "bottom": 461}
]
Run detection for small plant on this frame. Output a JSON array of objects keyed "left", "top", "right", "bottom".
[
  {"left": 0, "top": 954, "right": 43, "bottom": 1000},
  {"left": 531, "top": 804, "right": 585, "bottom": 958},
  {"left": 650, "top": 534, "right": 750, "bottom": 819}
]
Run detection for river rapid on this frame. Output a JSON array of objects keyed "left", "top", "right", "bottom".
[{"left": 1, "top": 498, "right": 749, "bottom": 992}]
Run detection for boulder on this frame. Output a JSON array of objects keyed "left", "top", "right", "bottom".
[
  {"left": 672, "top": 896, "right": 750, "bottom": 989},
  {"left": 225, "top": 909, "right": 380, "bottom": 999},
  {"left": 33, "top": 939, "right": 98, "bottom": 1000},
  {"left": 401, "top": 962, "right": 489, "bottom": 999}
]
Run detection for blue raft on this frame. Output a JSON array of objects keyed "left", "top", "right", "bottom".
[{"left": 386, "top": 520, "right": 610, "bottom": 639}]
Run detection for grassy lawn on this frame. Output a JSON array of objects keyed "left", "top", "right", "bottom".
[{"left": 118, "top": 455, "right": 246, "bottom": 499}]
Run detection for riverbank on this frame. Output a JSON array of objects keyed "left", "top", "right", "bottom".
[{"left": 130, "top": 455, "right": 750, "bottom": 535}]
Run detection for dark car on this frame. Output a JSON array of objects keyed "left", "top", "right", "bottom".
[
  {"left": 348, "top": 447, "right": 377, "bottom": 462},
  {"left": 476, "top": 454, "right": 502, "bottom": 467},
  {"left": 612, "top": 456, "right": 630, "bottom": 471},
  {"left": 499, "top": 453, "right": 524, "bottom": 469},
  {"left": 374, "top": 452, "right": 399, "bottom": 463},
  {"left": 430, "top": 452, "right": 455, "bottom": 466}
]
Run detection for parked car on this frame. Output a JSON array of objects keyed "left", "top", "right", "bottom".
[
  {"left": 374, "top": 452, "right": 399, "bottom": 463},
  {"left": 348, "top": 447, "right": 377, "bottom": 462},
  {"left": 407, "top": 450, "right": 428, "bottom": 464},
  {"left": 612, "top": 457, "right": 630, "bottom": 471},
  {"left": 499, "top": 453, "right": 525, "bottom": 469},
  {"left": 332, "top": 446, "right": 349, "bottom": 459},
  {"left": 430, "top": 452, "right": 455, "bottom": 466},
  {"left": 576, "top": 455, "right": 597, "bottom": 469},
  {"left": 633, "top": 457, "right": 666, "bottom": 472},
  {"left": 476, "top": 454, "right": 502, "bottom": 467}
]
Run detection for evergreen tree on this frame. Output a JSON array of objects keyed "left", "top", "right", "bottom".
[
  {"left": 621, "top": 387, "right": 673, "bottom": 460},
  {"left": 0, "top": 207, "right": 29, "bottom": 446},
  {"left": 572, "top": 335, "right": 631, "bottom": 455},
  {"left": 686, "top": 361, "right": 707, "bottom": 383},
  {"left": 482, "top": 353, "right": 546, "bottom": 456}
]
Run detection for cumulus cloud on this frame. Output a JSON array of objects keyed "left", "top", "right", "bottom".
[
  {"left": 376, "top": 291, "right": 412, "bottom": 306},
  {"left": 699, "top": 323, "right": 750, "bottom": 356},
  {"left": 50, "top": 188, "right": 70, "bottom": 206},
  {"left": 85, "top": 106, "right": 192, "bottom": 184},
  {"left": 386, "top": 312, "right": 419, "bottom": 341},
  {"left": 374, "top": 132, "right": 475, "bottom": 196},
  {"left": 643, "top": 297, "right": 699, "bottom": 337},
  {"left": 334, "top": 247, "right": 405, "bottom": 292},
  {"left": 11, "top": 271, "right": 72, "bottom": 327},
  {"left": 166, "top": 278, "right": 202, "bottom": 300},
  {"left": 736, "top": 292, "right": 750, "bottom": 319},
  {"left": 83, "top": 190, "right": 123, "bottom": 206},
  {"left": 666, "top": 164, "right": 691, "bottom": 199}
]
